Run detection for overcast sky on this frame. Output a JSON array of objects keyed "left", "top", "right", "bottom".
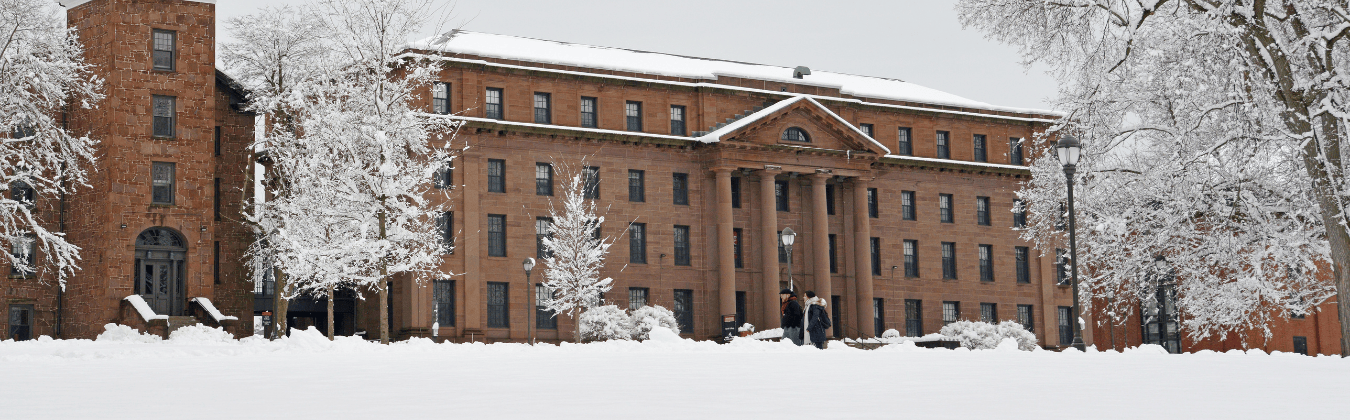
[{"left": 215, "top": 0, "right": 1058, "bottom": 111}]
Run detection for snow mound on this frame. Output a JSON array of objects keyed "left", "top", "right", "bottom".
[
  {"left": 995, "top": 337, "right": 1021, "bottom": 352},
  {"left": 281, "top": 327, "right": 334, "bottom": 351},
  {"left": 1125, "top": 344, "right": 1169, "bottom": 355},
  {"left": 95, "top": 324, "right": 161, "bottom": 343},
  {"left": 881, "top": 329, "right": 901, "bottom": 339},
  {"left": 168, "top": 325, "right": 236, "bottom": 344},
  {"left": 645, "top": 325, "right": 683, "bottom": 343}
]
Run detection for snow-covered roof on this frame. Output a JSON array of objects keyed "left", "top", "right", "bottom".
[
  {"left": 409, "top": 31, "right": 1058, "bottom": 117},
  {"left": 698, "top": 96, "right": 892, "bottom": 155},
  {"left": 59, "top": 0, "right": 215, "bottom": 8}
]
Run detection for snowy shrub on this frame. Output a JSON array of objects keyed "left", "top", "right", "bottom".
[
  {"left": 738, "top": 323, "right": 755, "bottom": 333},
  {"left": 95, "top": 324, "right": 161, "bottom": 343},
  {"left": 168, "top": 325, "right": 236, "bottom": 344},
  {"left": 629, "top": 305, "right": 680, "bottom": 341},
  {"left": 579, "top": 305, "right": 633, "bottom": 342},
  {"left": 882, "top": 329, "right": 901, "bottom": 339},
  {"left": 938, "top": 321, "right": 1037, "bottom": 351}
]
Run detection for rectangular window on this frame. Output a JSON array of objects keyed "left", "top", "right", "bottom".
[
  {"left": 939, "top": 193, "right": 953, "bottom": 223},
  {"left": 832, "top": 296, "right": 844, "bottom": 339},
  {"left": 867, "top": 188, "right": 879, "bottom": 218},
  {"left": 151, "top": 162, "right": 175, "bottom": 205},
  {"left": 434, "top": 160, "right": 453, "bottom": 189},
  {"left": 485, "top": 88, "right": 503, "bottom": 120},
  {"left": 214, "top": 126, "right": 221, "bottom": 156},
  {"left": 1010, "top": 137, "right": 1025, "bottom": 165},
  {"left": 981, "top": 302, "right": 998, "bottom": 323},
  {"left": 435, "top": 279, "right": 456, "bottom": 326},
  {"left": 213, "top": 241, "right": 220, "bottom": 284},
  {"left": 1058, "top": 306, "right": 1073, "bottom": 347},
  {"left": 826, "top": 184, "right": 836, "bottom": 215},
  {"left": 536, "top": 217, "right": 553, "bottom": 259},
  {"left": 438, "top": 211, "right": 454, "bottom": 253},
  {"left": 580, "top": 97, "right": 598, "bottom": 128},
  {"left": 778, "top": 231, "right": 787, "bottom": 263},
  {"left": 628, "top": 170, "right": 645, "bottom": 202},
  {"left": 870, "top": 237, "right": 881, "bottom": 276},
  {"left": 733, "top": 228, "right": 744, "bottom": 268},
  {"left": 977, "top": 196, "right": 991, "bottom": 226},
  {"left": 672, "top": 173, "right": 689, "bottom": 205},
  {"left": 533, "top": 92, "right": 551, "bottom": 124},
  {"left": 874, "top": 298, "right": 885, "bottom": 336},
  {"left": 936, "top": 131, "right": 950, "bottom": 159},
  {"left": 487, "top": 282, "right": 509, "bottom": 328},
  {"left": 943, "top": 301, "right": 960, "bottom": 325},
  {"left": 152, "top": 29, "right": 175, "bottom": 71},
  {"left": 625, "top": 101, "right": 643, "bottom": 131},
  {"left": 1017, "top": 304, "right": 1034, "bottom": 333},
  {"left": 535, "top": 163, "right": 553, "bottom": 196},
  {"left": 674, "top": 225, "right": 691, "bottom": 266},
  {"left": 730, "top": 177, "right": 742, "bottom": 208},
  {"left": 674, "top": 289, "right": 694, "bottom": 333},
  {"left": 942, "top": 242, "right": 957, "bottom": 279},
  {"left": 1056, "top": 203, "right": 1068, "bottom": 231},
  {"left": 901, "top": 191, "right": 916, "bottom": 220},
  {"left": 152, "top": 95, "right": 176, "bottom": 138},
  {"left": 828, "top": 234, "right": 838, "bottom": 273},
  {"left": 1293, "top": 336, "right": 1309, "bottom": 356},
  {"left": 432, "top": 83, "right": 451, "bottom": 115},
  {"left": 584, "top": 166, "right": 600, "bottom": 199},
  {"left": 488, "top": 214, "right": 506, "bottom": 257},
  {"left": 487, "top": 159, "right": 505, "bottom": 193},
  {"left": 628, "top": 287, "right": 649, "bottom": 310},
  {"left": 736, "top": 291, "right": 747, "bottom": 328},
  {"left": 536, "top": 284, "right": 557, "bottom": 330},
  {"left": 10, "top": 181, "right": 32, "bottom": 206},
  {"left": 1016, "top": 246, "right": 1030, "bottom": 284},
  {"left": 775, "top": 180, "right": 789, "bottom": 212},
  {"left": 897, "top": 127, "right": 912, "bottom": 156},
  {"left": 9, "top": 237, "right": 35, "bottom": 277},
  {"left": 670, "top": 105, "right": 686, "bottom": 136},
  {"left": 979, "top": 244, "right": 993, "bottom": 282},
  {"left": 1056, "top": 248, "right": 1068, "bottom": 285},
  {"left": 629, "top": 223, "right": 647, "bottom": 264},
  {"left": 1013, "top": 199, "right": 1027, "bottom": 228},
  {"left": 860, "top": 123, "right": 873, "bottom": 138},
  {"left": 213, "top": 178, "right": 221, "bottom": 221},
  {"left": 905, "top": 299, "right": 922, "bottom": 337},
  {"left": 973, "top": 134, "right": 987, "bottom": 162},
  {"left": 7, "top": 305, "right": 33, "bottom": 341},
  {"left": 903, "top": 240, "right": 919, "bottom": 278}
]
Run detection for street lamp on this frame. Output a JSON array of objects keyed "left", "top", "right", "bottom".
[
  {"left": 781, "top": 227, "right": 796, "bottom": 291},
  {"left": 1056, "top": 135, "right": 1086, "bottom": 351},
  {"left": 523, "top": 257, "right": 536, "bottom": 345}
]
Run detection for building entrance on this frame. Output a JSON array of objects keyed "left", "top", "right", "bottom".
[{"left": 135, "top": 227, "right": 187, "bottom": 316}]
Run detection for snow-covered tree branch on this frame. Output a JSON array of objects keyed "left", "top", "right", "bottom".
[{"left": 541, "top": 162, "right": 621, "bottom": 341}]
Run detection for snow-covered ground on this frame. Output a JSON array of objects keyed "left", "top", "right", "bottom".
[{"left": 3, "top": 325, "right": 1347, "bottom": 419}]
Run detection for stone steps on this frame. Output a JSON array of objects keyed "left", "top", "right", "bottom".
[{"left": 165, "top": 315, "right": 201, "bottom": 335}]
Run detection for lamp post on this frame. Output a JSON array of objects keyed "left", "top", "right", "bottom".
[
  {"left": 523, "top": 257, "right": 536, "bottom": 344},
  {"left": 781, "top": 227, "right": 797, "bottom": 291},
  {"left": 1056, "top": 135, "right": 1087, "bottom": 352}
]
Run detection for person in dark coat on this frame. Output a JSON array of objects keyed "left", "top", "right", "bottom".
[
  {"left": 779, "top": 289, "right": 804, "bottom": 345},
  {"left": 803, "top": 291, "right": 832, "bottom": 349}
]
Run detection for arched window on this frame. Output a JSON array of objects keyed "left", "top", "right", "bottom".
[{"left": 782, "top": 127, "right": 810, "bottom": 143}]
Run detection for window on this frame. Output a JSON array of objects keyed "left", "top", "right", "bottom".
[
  {"left": 1015, "top": 246, "right": 1030, "bottom": 284},
  {"left": 7, "top": 305, "right": 32, "bottom": 341},
  {"left": 939, "top": 193, "right": 953, "bottom": 223},
  {"left": 213, "top": 241, "right": 220, "bottom": 284},
  {"left": 8, "top": 181, "right": 33, "bottom": 207},
  {"left": 628, "top": 170, "right": 645, "bottom": 202},
  {"left": 777, "top": 231, "right": 787, "bottom": 263},
  {"left": 859, "top": 123, "right": 873, "bottom": 138},
  {"left": 1056, "top": 203, "right": 1068, "bottom": 231},
  {"left": 942, "top": 301, "right": 960, "bottom": 325},
  {"left": 730, "top": 177, "right": 741, "bottom": 208},
  {"left": 213, "top": 178, "right": 221, "bottom": 221},
  {"left": 1293, "top": 336, "right": 1309, "bottom": 356},
  {"left": 584, "top": 166, "right": 600, "bottom": 199},
  {"left": 438, "top": 212, "right": 454, "bottom": 253},
  {"left": 151, "top": 162, "right": 175, "bottom": 205},
  {"left": 941, "top": 242, "right": 957, "bottom": 279},
  {"left": 670, "top": 105, "right": 686, "bottom": 136},
  {"left": 1010, "top": 137, "right": 1025, "bottom": 165},
  {"left": 901, "top": 191, "right": 915, "bottom": 220},
  {"left": 536, "top": 217, "right": 553, "bottom": 259},
  {"left": 867, "top": 188, "right": 879, "bottom": 218},
  {"left": 214, "top": 126, "right": 221, "bottom": 156},
  {"left": 629, "top": 223, "right": 646, "bottom": 263},
  {"left": 936, "top": 131, "right": 950, "bottom": 159},
  {"left": 10, "top": 236, "right": 34, "bottom": 276},
  {"left": 782, "top": 127, "right": 810, "bottom": 142},
  {"left": 775, "top": 180, "right": 789, "bottom": 212},
  {"left": 628, "top": 287, "right": 649, "bottom": 310},
  {"left": 1058, "top": 306, "right": 1073, "bottom": 347},
  {"left": 434, "top": 279, "right": 455, "bottom": 326},
  {"left": 897, "top": 127, "right": 913, "bottom": 155},
  {"left": 977, "top": 196, "right": 991, "bottom": 226},
  {"left": 825, "top": 184, "right": 836, "bottom": 215},
  {"left": 870, "top": 237, "right": 881, "bottom": 276},
  {"left": 485, "top": 88, "right": 503, "bottom": 120},
  {"left": 672, "top": 173, "right": 689, "bottom": 205},
  {"left": 1017, "top": 304, "right": 1034, "bottom": 333},
  {"left": 903, "top": 240, "right": 919, "bottom": 278},
  {"left": 488, "top": 215, "right": 506, "bottom": 257},
  {"left": 533, "top": 92, "right": 551, "bottom": 124},
  {"left": 980, "top": 303, "right": 997, "bottom": 323},
  {"left": 432, "top": 83, "right": 451, "bottom": 115},
  {"left": 736, "top": 291, "right": 747, "bottom": 328},
  {"left": 434, "top": 160, "right": 453, "bottom": 189},
  {"left": 535, "top": 163, "right": 553, "bottom": 196},
  {"left": 828, "top": 234, "right": 838, "bottom": 273},
  {"left": 487, "top": 282, "right": 509, "bottom": 328},
  {"left": 625, "top": 101, "right": 643, "bottom": 131},
  {"left": 674, "top": 289, "right": 694, "bottom": 333},
  {"left": 832, "top": 296, "right": 844, "bottom": 339},
  {"left": 979, "top": 245, "right": 993, "bottom": 282},
  {"left": 1056, "top": 248, "right": 1068, "bottom": 285},
  {"left": 581, "top": 97, "right": 598, "bottom": 128},
  {"left": 674, "top": 225, "right": 691, "bottom": 266},
  {"left": 905, "top": 300, "right": 922, "bottom": 337},
  {"left": 1013, "top": 199, "right": 1027, "bottom": 228},
  {"left": 487, "top": 159, "right": 505, "bottom": 193},
  {"left": 874, "top": 298, "right": 885, "bottom": 336},
  {"left": 152, "top": 95, "right": 176, "bottom": 138},
  {"left": 733, "top": 228, "right": 744, "bottom": 268},
  {"left": 152, "top": 29, "right": 175, "bottom": 71},
  {"left": 973, "top": 134, "right": 987, "bottom": 162},
  {"left": 536, "top": 284, "right": 557, "bottom": 330}
]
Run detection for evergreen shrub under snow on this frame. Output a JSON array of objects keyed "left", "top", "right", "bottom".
[
  {"left": 629, "top": 305, "right": 680, "bottom": 341},
  {"left": 579, "top": 305, "right": 634, "bottom": 342},
  {"left": 938, "top": 320, "right": 1037, "bottom": 351}
]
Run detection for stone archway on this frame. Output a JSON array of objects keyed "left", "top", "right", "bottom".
[{"left": 134, "top": 227, "right": 187, "bottom": 316}]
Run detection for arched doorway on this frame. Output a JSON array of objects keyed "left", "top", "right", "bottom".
[{"left": 135, "top": 227, "right": 187, "bottom": 316}]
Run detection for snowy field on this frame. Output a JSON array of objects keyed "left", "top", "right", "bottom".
[{"left": 2, "top": 325, "right": 1348, "bottom": 420}]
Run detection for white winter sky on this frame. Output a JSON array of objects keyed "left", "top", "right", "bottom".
[{"left": 214, "top": 0, "right": 1059, "bottom": 111}]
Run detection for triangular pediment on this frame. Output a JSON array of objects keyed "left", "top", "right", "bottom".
[{"left": 699, "top": 96, "right": 891, "bottom": 156}]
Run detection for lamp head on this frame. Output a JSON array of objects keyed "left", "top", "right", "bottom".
[
  {"left": 1056, "top": 135, "right": 1082, "bottom": 168},
  {"left": 780, "top": 227, "right": 796, "bottom": 247},
  {"left": 522, "top": 257, "right": 536, "bottom": 273}
]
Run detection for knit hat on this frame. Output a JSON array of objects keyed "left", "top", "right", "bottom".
[{"left": 779, "top": 289, "right": 796, "bottom": 296}]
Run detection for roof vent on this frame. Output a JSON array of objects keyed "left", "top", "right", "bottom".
[{"left": 793, "top": 66, "right": 812, "bottom": 79}]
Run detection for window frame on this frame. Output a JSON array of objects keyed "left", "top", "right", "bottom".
[
  {"left": 977, "top": 196, "right": 991, "bottom": 226},
  {"left": 535, "top": 162, "right": 554, "bottom": 196},
  {"left": 536, "top": 217, "right": 553, "bottom": 260},
  {"left": 730, "top": 177, "right": 742, "bottom": 208},
  {"left": 533, "top": 92, "right": 552, "bottom": 124},
  {"left": 670, "top": 105, "right": 686, "bottom": 136},
  {"left": 1017, "top": 304, "right": 1034, "bottom": 333},
  {"left": 980, "top": 302, "right": 998, "bottom": 323},
  {"left": 152, "top": 95, "right": 176, "bottom": 138},
  {"left": 1010, "top": 137, "right": 1025, "bottom": 165},
  {"left": 672, "top": 173, "right": 689, "bottom": 205},
  {"left": 151, "top": 161, "right": 176, "bottom": 205},
  {"left": 870, "top": 237, "right": 882, "bottom": 276},
  {"left": 629, "top": 223, "right": 647, "bottom": 264},
  {"left": 867, "top": 188, "right": 879, "bottom": 218},
  {"left": 826, "top": 184, "right": 836, "bottom": 215},
  {"left": 859, "top": 123, "right": 874, "bottom": 138},
  {"left": 432, "top": 82, "right": 451, "bottom": 115},
  {"left": 828, "top": 234, "right": 838, "bottom": 273},
  {"left": 897, "top": 127, "right": 913, "bottom": 156},
  {"left": 941, "top": 242, "right": 957, "bottom": 279},
  {"left": 485, "top": 87, "right": 504, "bottom": 120},
  {"left": 674, "top": 289, "right": 694, "bottom": 333},
  {"left": 583, "top": 166, "right": 600, "bottom": 199},
  {"left": 435, "top": 279, "right": 456, "bottom": 327},
  {"left": 936, "top": 130, "right": 950, "bottom": 159},
  {"left": 905, "top": 299, "right": 923, "bottom": 337},
  {"left": 942, "top": 301, "right": 960, "bottom": 325},
  {"left": 979, "top": 243, "right": 993, "bottom": 281},
  {"left": 580, "top": 96, "right": 598, "bottom": 128},
  {"left": 939, "top": 193, "right": 953, "bottom": 223},
  {"left": 152, "top": 29, "right": 176, "bottom": 71},
  {"left": 628, "top": 169, "right": 645, "bottom": 202},
  {"left": 903, "top": 239, "right": 919, "bottom": 278},
  {"left": 439, "top": 211, "right": 455, "bottom": 253},
  {"left": 487, "top": 282, "right": 509, "bottom": 328},
  {"left": 487, "top": 159, "right": 505, "bottom": 193},
  {"left": 733, "top": 228, "right": 744, "bottom": 269},
  {"left": 973, "top": 134, "right": 987, "bottom": 162},
  {"left": 628, "top": 287, "right": 649, "bottom": 310},
  {"left": 9, "top": 235, "right": 36, "bottom": 277},
  {"left": 536, "top": 283, "right": 557, "bottom": 330},
  {"left": 1015, "top": 246, "right": 1030, "bottom": 284},
  {"left": 775, "top": 180, "right": 789, "bottom": 212},
  {"left": 488, "top": 214, "right": 507, "bottom": 257},
  {"left": 1058, "top": 306, "right": 1073, "bottom": 347},
  {"left": 625, "top": 101, "right": 643, "bottom": 132},
  {"left": 782, "top": 127, "right": 810, "bottom": 143},
  {"left": 673, "top": 225, "right": 691, "bottom": 266},
  {"left": 1013, "top": 199, "right": 1027, "bottom": 228},
  {"left": 901, "top": 191, "right": 916, "bottom": 221}
]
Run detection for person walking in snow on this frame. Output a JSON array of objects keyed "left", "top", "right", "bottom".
[
  {"left": 780, "top": 289, "right": 804, "bottom": 345},
  {"left": 803, "top": 291, "right": 832, "bottom": 349}
]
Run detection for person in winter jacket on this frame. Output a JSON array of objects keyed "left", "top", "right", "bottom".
[
  {"left": 803, "top": 291, "right": 832, "bottom": 349},
  {"left": 779, "top": 289, "right": 804, "bottom": 346}
]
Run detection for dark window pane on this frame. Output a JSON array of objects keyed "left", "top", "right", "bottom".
[
  {"left": 901, "top": 191, "right": 915, "bottom": 220},
  {"left": 981, "top": 302, "right": 997, "bottom": 323},
  {"left": 1017, "top": 304, "right": 1033, "bottom": 333},
  {"left": 942, "top": 242, "right": 956, "bottom": 279},
  {"left": 867, "top": 188, "right": 878, "bottom": 218},
  {"left": 581, "top": 97, "right": 598, "bottom": 128},
  {"left": 152, "top": 30, "right": 175, "bottom": 71},
  {"left": 1059, "top": 306, "right": 1073, "bottom": 347},
  {"left": 936, "top": 131, "right": 950, "bottom": 159},
  {"left": 826, "top": 184, "right": 836, "bottom": 215},
  {"left": 977, "top": 196, "right": 990, "bottom": 226},
  {"left": 1016, "top": 247, "right": 1030, "bottom": 283},
  {"left": 1013, "top": 199, "right": 1027, "bottom": 228},
  {"left": 536, "top": 217, "right": 553, "bottom": 259},
  {"left": 485, "top": 88, "right": 503, "bottom": 120},
  {"left": 151, "top": 162, "right": 175, "bottom": 205},
  {"left": 628, "top": 170, "right": 645, "bottom": 202},
  {"left": 434, "top": 160, "right": 453, "bottom": 189},
  {"left": 733, "top": 228, "right": 743, "bottom": 268},
  {"left": 488, "top": 159, "right": 505, "bottom": 193},
  {"left": 874, "top": 298, "right": 885, "bottom": 336},
  {"left": 672, "top": 173, "right": 689, "bottom": 205},
  {"left": 943, "top": 301, "right": 959, "bottom": 325},
  {"left": 152, "top": 95, "right": 175, "bottom": 138},
  {"left": 860, "top": 123, "right": 873, "bottom": 138},
  {"left": 1010, "top": 137, "right": 1024, "bottom": 165},
  {"left": 730, "top": 177, "right": 741, "bottom": 208},
  {"left": 536, "top": 284, "right": 557, "bottom": 330},
  {"left": 487, "top": 282, "right": 509, "bottom": 328},
  {"left": 584, "top": 166, "right": 600, "bottom": 199},
  {"left": 435, "top": 280, "right": 456, "bottom": 326},
  {"left": 782, "top": 127, "right": 809, "bottom": 142},
  {"left": 432, "top": 83, "right": 451, "bottom": 114},
  {"left": 628, "top": 287, "right": 648, "bottom": 310},
  {"left": 670, "top": 105, "right": 686, "bottom": 136},
  {"left": 775, "top": 180, "right": 788, "bottom": 212},
  {"left": 629, "top": 223, "right": 646, "bottom": 263},
  {"left": 828, "top": 234, "right": 837, "bottom": 273},
  {"left": 940, "top": 194, "right": 953, "bottom": 223},
  {"left": 674, "top": 225, "right": 691, "bottom": 266},
  {"left": 536, "top": 163, "right": 553, "bottom": 196},
  {"left": 625, "top": 101, "right": 642, "bottom": 131},
  {"left": 870, "top": 237, "right": 881, "bottom": 276},
  {"left": 905, "top": 300, "right": 922, "bottom": 337},
  {"left": 533, "top": 92, "right": 551, "bottom": 124},
  {"left": 674, "top": 289, "right": 694, "bottom": 333},
  {"left": 897, "top": 127, "right": 912, "bottom": 156},
  {"left": 439, "top": 212, "right": 455, "bottom": 253},
  {"left": 980, "top": 245, "right": 993, "bottom": 282},
  {"left": 488, "top": 215, "right": 506, "bottom": 257},
  {"left": 904, "top": 240, "right": 919, "bottom": 278},
  {"left": 973, "top": 134, "right": 987, "bottom": 162}
]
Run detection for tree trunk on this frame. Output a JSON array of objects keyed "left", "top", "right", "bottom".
[
  {"left": 378, "top": 209, "right": 390, "bottom": 344},
  {"left": 272, "top": 267, "right": 288, "bottom": 338},
  {"left": 327, "top": 283, "right": 336, "bottom": 341},
  {"left": 575, "top": 310, "right": 583, "bottom": 343}
]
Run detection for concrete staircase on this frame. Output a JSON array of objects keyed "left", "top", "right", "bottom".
[
  {"left": 165, "top": 316, "right": 201, "bottom": 335},
  {"left": 692, "top": 102, "right": 772, "bottom": 137}
]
